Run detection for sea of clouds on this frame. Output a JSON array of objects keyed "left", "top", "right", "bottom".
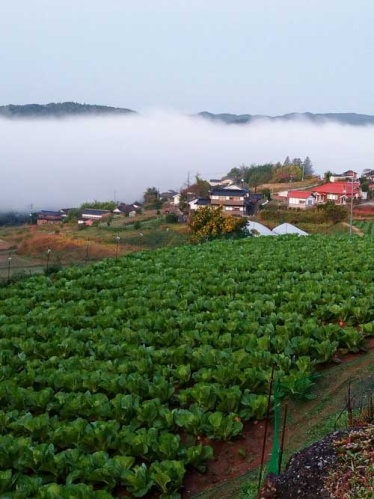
[{"left": 1, "top": 110, "right": 374, "bottom": 211}]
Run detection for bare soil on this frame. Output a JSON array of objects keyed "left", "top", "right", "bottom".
[{"left": 182, "top": 421, "right": 273, "bottom": 498}]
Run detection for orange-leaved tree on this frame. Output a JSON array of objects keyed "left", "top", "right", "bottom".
[{"left": 189, "top": 206, "right": 248, "bottom": 243}]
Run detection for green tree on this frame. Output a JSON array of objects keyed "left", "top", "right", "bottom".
[
  {"left": 272, "top": 164, "right": 302, "bottom": 183},
  {"left": 324, "top": 171, "right": 332, "bottom": 182},
  {"left": 80, "top": 200, "right": 116, "bottom": 210},
  {"left": 178, "top": 192, "right": 189, "bottom": 213},
  {"left": 260, "top": 188, "right": 271, "bottom": 201},
  {"left": 292, "top": 157, "right": 302, "bottom": 167},
  {"left": 143, "top": 187, "right": 160, "bottom": 209},
  {"left": 302, "top": 157, "right": 314, "bottom": 178},
  {"left": 359, "top": 176, "right": 370, "bottom": 193},
  {"left": 194, "top": 175, "right": 211, "bottom": 197},
  {"left": 227, "top": 166, "right": 247, "bottom": 184},
  {"left": 189, "top": 206, "right": 248, "bottom": 243}
]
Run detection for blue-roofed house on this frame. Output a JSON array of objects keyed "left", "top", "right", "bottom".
[{"left": 210, "top": 184, "right": 251, "bottom": 216}]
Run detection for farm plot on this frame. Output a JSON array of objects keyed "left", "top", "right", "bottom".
[{"left": 1, "top": 235, "right": 374, "bottom": 497}]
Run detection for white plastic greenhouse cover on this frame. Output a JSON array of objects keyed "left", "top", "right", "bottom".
[
  {"left": 272, "top": 223, "right": 309, "bottom": 236},
  {"left": 246, "top": 221, "right": 277, "bottom": 236}
]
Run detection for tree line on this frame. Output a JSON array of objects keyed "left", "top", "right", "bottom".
[{"left": 226, "top": 156, "right": 314, "bottom": 188}]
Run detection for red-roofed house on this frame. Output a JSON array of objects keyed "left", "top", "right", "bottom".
[
  {"left": 287, "top": 191, "right": 316, "bottom": 209},
  {"left": 311, "top": 182, "right": 361, "bottom": 205}
]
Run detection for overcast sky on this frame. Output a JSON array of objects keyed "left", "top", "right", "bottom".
[
  {"left": 2, "top": 0, "right": 374, "bottom": 114},
  {"left": 2, "top": 1, "right": 374, "bottom": 211}
]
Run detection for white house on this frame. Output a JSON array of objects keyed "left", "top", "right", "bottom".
[
  {"left": 287, "top": 191, "right": 316, "bottom": 209},
  {"left": 171, "top": 194, "right": 181, "bottom": 206}
]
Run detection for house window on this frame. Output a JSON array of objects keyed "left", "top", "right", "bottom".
[{"left": 211, "top": 195, "right": 219, "bottom": 200}]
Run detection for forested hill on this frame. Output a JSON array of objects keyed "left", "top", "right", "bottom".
[
  {"left": 0, "top": 102, "right": 136, "bottom": 118},
  {"left": 197, "top": 111, "right": 374, "bottom": 126},
  {"left": 1, "top": 103, "right": 374, "bottom": 126}
]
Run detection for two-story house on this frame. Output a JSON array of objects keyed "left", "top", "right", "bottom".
[{"left": 210, "top": 184, "right": 251, "bottom": 216}]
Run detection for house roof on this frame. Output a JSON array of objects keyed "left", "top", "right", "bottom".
[
  {"left": 273, "top": 223, "right": 309, "bottom": 236},
  {"left": 114, "top": 203, "right": 138, "bottom": 214},
  {"left": 189, "top": 197, "right": 210, "bottom": 206},
  {"left": 160, "top": 190, "right": 177, "bottom": 198},
  {"left": 287, "top": 190, "right": 313, "bottom": 199},
  {"left": 81, "top": 209, "right": 111, "bottom": 216},
  {"left": 312, "top": 182, "right": 360, "bottom": 196},
  {"left": 38, "top": 210, "right": 63, "bottom": 217},
  {"left": 210, "top": 186, "right": 248, "bottom": 196}
]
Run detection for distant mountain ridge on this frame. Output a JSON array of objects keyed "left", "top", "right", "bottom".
[
  {"left": 197, "top": 111, "right": 374, "bottom": 126},
  {"left": 0, "top": 102, "right": 136, "bottom": 118},
  {"left": 1, "top": 102, "right": 374, "bottom": 126}
]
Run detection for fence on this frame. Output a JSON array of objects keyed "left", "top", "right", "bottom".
[
  {"left": 0, "top": 248, "right": 97, "bottom": 285},
  {"left": 192, "top": 349, "right": 374, "bottom": 499}
]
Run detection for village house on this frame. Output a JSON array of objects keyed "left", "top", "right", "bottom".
[
  {"left": 113, "top": 203, "right": 139, "bottom": 217},
  {"left": 311, "top": 182, "right": 361, "bottom": 205},
  {"left": 36, "top": 210, "right": 64, "bottom": 225},
  {"left": 287, "top": 191, "right": 316, "bottom": 209},
  {"left": 330, "top": 170, "right": 358, "bottom": 182},
  {"left": 210, "top": 184, "right": 251, "bottom": 216},
  {"left": 188, "top": 197, "right": 211, "bottom": 211},
  {"left": 208, "top": 178, "right": 232, "bottom": 187},
  {"left": 81, "top": 208, "right": 111, "bottom": 220},
  {"left": 362, "top": 170, "right": 374, "bottom": 182}
]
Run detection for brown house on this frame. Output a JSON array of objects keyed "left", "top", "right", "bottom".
[{"left": 37, "top": 210, "right": 63, "bottom": 225}]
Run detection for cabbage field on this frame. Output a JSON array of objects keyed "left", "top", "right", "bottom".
[{"left": 1, "top": 235, "right": 374, "bottom": 497}]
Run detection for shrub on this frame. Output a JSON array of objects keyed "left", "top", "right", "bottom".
[
  {"left": 165, "top": 213, "right": 179, "bottom": 224},
  {"left": 189, "top": 206, "right": 248, "bottom": 243}
]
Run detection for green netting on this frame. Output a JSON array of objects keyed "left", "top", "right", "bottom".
[{"left": 267, "top": 381, "right": 281, "bottom": 474}]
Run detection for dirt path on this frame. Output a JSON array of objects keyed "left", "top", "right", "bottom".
[{"left": 341, "top": 222, "right": 365, "bottom": 236}]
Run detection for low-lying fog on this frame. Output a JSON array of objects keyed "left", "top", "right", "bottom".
[{"left": 1, "top": 110, "right": 374, "bottom": 211}]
